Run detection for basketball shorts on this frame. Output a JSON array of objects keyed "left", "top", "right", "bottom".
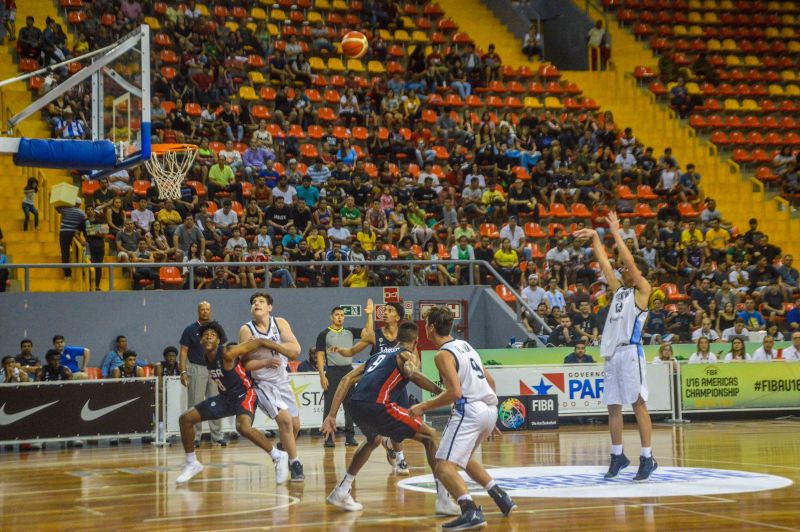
[
  {"left": 195, "top": 390, "right": 256, "bottom": 421},
  {"left": 255, "top": 379, "right": 299, "bottom": 419},
  {"left": 351, "top": 400, "right": 421, "bottom": 444},
  {"left": 602, "top": 344, "right": 649, "bottom": 406},
  {"left": 436, "top": 400, "right": 497, "bottom": 469}
]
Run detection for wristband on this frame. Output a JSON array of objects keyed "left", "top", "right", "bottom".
[{"left": 181, "top": 370, "right": 187, "bottom": 375}]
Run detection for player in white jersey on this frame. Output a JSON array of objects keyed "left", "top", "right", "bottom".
[
  {"left": 238, "top": 292, "right": 304, "bottom": 482},
  {"left": 575, "top": 212, "right": 657, "bottom": 482},
  {"left": 410, "top": 306, "right": 516, "bottom": 530}
]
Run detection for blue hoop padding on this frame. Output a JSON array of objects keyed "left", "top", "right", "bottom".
[{"left": 13, "top": 138, "right": 118, "bottom": 170}]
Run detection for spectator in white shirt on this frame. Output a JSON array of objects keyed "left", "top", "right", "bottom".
[
  {"left": 327, "top": 217, "right": 351, "bottom": 246},
  {"left": 218, "top": 140, "right": 244, "bottom": 173},
  {"left": 728, "top": 262, "right": 750, "bottom": 293},
  {"left": 723, "top": 337, "right": 751, "bottom": 362},
  {"left": 212, "top": 199, "right": 239, "bottom": 236},
  {"left": 615, "top": 148, "right": 637, "bottom": 171},
  {"left": 521, "top": 274, "right": 547, "bottom": 310},
  {"left": 688, "top": 337, "right": 718, "bottom": 363},
  {"left": 272, "top": 176, "right": 298, "bottom": 205},
  {"left": 751, "top": 335, "right": 778, "bottom": 360},
  {"left": 499, "top": 216, "right": 529, "bottom": 261},
  {"left": 545, "top": 238, "right": 570, "bottom": 267},
  {"left": 721, "top": 318, "right": 749, "bottom": 341},
  {"left": 131, "top": 200, "right": 155, "bottom": 233},
  {"left": 691, "top": 317, "right": 720, "bottom": 341},
  {"left": 781, "top": 332, "right": 800, "bottom": 360},
  {"left": 224, "top": 227, "right": 248, "bottom": 251}
]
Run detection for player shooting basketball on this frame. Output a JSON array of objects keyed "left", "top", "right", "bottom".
[{"left": 574, "top": 211, "right": 657, "bottom": 482}]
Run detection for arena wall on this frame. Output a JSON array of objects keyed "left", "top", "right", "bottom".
[{"left": 0, "top": 287, "right": 531, "bottom": 364}]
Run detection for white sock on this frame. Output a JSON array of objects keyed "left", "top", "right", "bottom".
[
  {"left": 338, "top": 473, "right": 355, "bottom": 493},
  {"left": 641, "top": 447, "right": 652, "bottom": 458},
  {"left": 436, "top": 479, "right": 448, "bottom": 498},
  {"left": 185, "top": 452, "right": 197, "bottom": 464},
  {"left": 396, "top": 450, "right": 405, "bottom": 462},
  {"left": 611, "top": 444, "right": 624, "bottom": 455},
  {"left": 485, "top": 480, "right": 496, "bottom": 491},
  {"left": 457, "top": 494, "right": 473, "bottom": 503},
  {"left": 269, "top": 447, "right": 282, "bottom": 461},
  {"left": 290, "top": 457, "right": 300, "bottom": 465}
]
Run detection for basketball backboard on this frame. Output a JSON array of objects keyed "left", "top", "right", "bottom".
[{"left": 0, "top": 24, "right": 151, "bottom": 176}]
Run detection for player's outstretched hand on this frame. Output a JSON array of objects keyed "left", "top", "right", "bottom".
[
  {"left": 408, "top": 404, "right": 424, "bottom": 419},
  {"left": 365, "top": 298, "right": 374, "bottom": 315},
  {"left": 573, "top": 228, "right": 596, "bottom": 241},
  {"left": 606, "top": 211, "right": 620, "bottom": 232},
  {"left": 321, "top": 415, "right": 336, "bottom": 440}
]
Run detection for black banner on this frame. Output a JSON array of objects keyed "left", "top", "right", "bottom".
[
  {"left": 0, "top": 380, "right": 155, "bottom": 441},
  {"left": 527, "top": 394, "right": 559, "bottom": 430}
]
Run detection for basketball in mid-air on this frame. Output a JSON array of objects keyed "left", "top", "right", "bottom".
[{"left": 341, "top": 31, "right": 369, "bottom": 58}]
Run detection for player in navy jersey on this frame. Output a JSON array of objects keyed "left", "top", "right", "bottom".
[
  {"left": 321, "top": 321, "right": 461, "bottom": 516},
  {"left": 176, "top": 321, "right": 289, "bottom": 484},
  {"left": 334, "top": 298, "right": 411, "bottom": 474}
]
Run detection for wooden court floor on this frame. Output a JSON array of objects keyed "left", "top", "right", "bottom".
[{"left": 1, "top": 420, "right": 799, "bottom": 531}]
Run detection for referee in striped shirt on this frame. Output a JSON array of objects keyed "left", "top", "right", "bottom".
[{"left": 58, "top": 198, "right": 87, "bottom": 279}]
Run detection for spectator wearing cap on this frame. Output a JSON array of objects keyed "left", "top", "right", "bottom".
[
  {"left": 56, "top": 197, "right": 86, "bottom": 279},
  {"left": 55, "top": 107, "right": 86, "bottom": 139},
  {"left": 522, "top": 274, "right": 547, "bottom": 310},
  {"left": 286, "top": 158, "right": 303, "bottom": 185}
]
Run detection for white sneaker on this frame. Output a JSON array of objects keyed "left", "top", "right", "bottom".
[
  {"left": 274, "top": 450, "right": 290, "bottom": 484},
  {"left": 326, "top": 488, "right": 363, "bottom": 512},
  {"left": 176, "top": 461, "right": 204, "bottom": 484},
  {"left": 436, "top": 494, "right": 461, "bottom": 516}
]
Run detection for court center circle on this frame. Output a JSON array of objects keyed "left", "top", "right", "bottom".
[{"left": 398, "top": 466, "right": 793, "bottom": 498}]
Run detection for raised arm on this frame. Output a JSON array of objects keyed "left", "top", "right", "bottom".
[
  {"left": 574, "top": 227, "right": 621, "bottom": 292},
  {"left": 607, "top": 211, "right": 651, "bottom": 297},
  {"left": 397, "top": 350, "right": 442, "bottom": 395}
]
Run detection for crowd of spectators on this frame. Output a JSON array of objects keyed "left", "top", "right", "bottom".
[{"left": 5, "top": 2, "right": 798, "bottom": 348}]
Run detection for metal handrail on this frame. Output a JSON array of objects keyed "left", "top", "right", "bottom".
[{"left": 0, "top": 259, "right": 551, "bottom": 333}]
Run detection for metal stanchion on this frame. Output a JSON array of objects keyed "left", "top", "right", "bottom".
[{"left": 665, "top": 361, "right": 690, "bottom": 424}]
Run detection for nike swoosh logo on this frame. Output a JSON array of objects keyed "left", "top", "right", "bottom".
[
  {"left": 80, "top": 397, "right": 139, "bottom": 421},
  {"left": 0, "top": 401, "right": 59, "bottom": 425}
]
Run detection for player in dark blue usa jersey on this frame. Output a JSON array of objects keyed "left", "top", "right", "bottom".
[
  {"left": 176, "top": 321, "right": 290, "bottom": 484},
  {"left": 320, "top": 322, "right": 461, "bottom": 517},
  {"left": 333, "top": 298, "right": 412, "bottom": 474}
]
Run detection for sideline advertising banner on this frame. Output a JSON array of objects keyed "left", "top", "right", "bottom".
[
  {"left": 164, "top": 373, "right": 344, "bottom": 435},
  {"left": 0, "top": 379, "right": 156, "bottom": 442},
  {"left": 421, "top": 363, "right": 673, "bottom": 416},
  {"left": 681, "top": 362, "right": 800, "bottom": 411}
]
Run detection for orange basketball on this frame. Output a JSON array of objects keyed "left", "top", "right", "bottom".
[{"left": 341, "top": 31, "right": 369, "bottom": 59}]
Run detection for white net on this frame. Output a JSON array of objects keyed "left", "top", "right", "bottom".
[{"left": 144, "top": 146, "right": 198, "bottom": 200}]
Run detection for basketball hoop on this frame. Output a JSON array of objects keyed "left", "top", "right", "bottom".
[{"left": 144, "top": 143, "right": 198, "bottom": 200}]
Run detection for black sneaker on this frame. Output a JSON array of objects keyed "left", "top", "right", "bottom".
[
  {"left": 277, "top": 442, "right": 284, "bottom": 452},
  {"left": 488, "top": 485, "right": 516, "bottom": 516},
  {"left": 214, "top": 439, "right": 227, "bottom": 447},
  {"left": 324, "top": 437, "right": 335, "bottom": 448},
  {"left": 442, "top": 506, "right": 486, "bottom": 530},
  {"left": 290, "top": 460, "right": 305, "bottom": 482},
  {"left": 604, "top": 453, "right": 630, "bottom": 479},
  {"left": 345, "top": 436, "right": 358, "bottom": 447},
  {"left": 228, "top": 432, "right": 240, "bottom": 441},
  {"left": 633, "top": 456, "right": 658, "bottom": 482}
]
